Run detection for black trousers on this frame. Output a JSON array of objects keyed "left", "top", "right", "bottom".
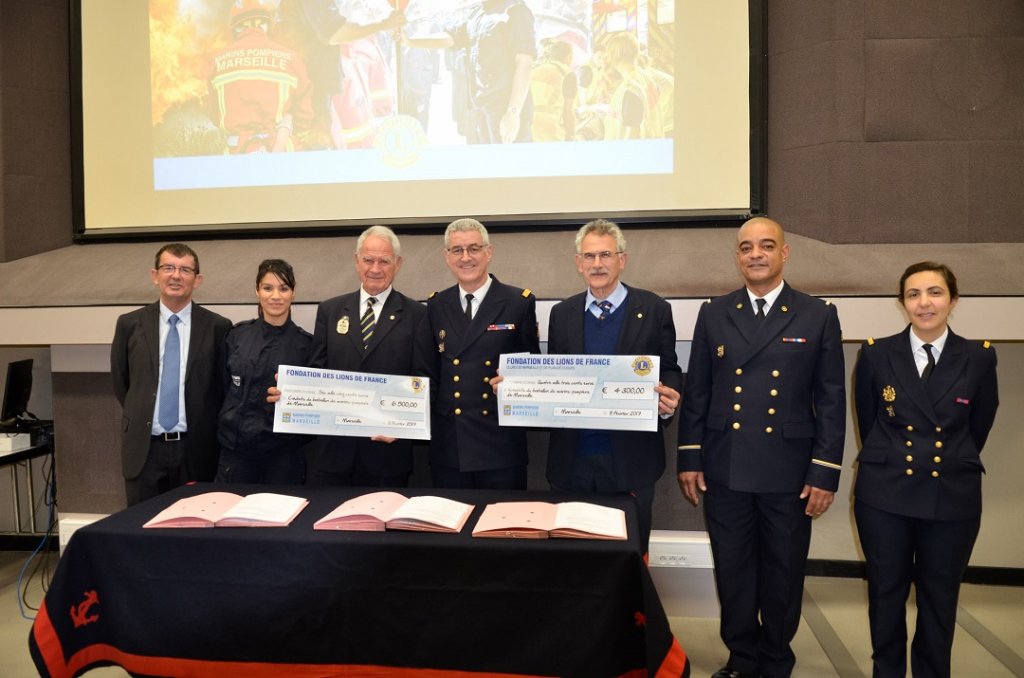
[
  {"left": 855, "top": 500, "right": 980, "bottom": 678},
  {"left": 705, "top": 482, "right": 812, "bottom": 677}
]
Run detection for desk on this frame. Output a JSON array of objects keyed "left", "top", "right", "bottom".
[
  {"left": 30, "top": 483, "right": 689, "bottom": 678},
  {"left": 1, "top": 437, "right": 52, "bottom": 536}
]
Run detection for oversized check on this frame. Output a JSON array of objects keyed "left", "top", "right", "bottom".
[
  {"left": 497, "top": 354, "right": 661, "bottom": 432},
  {"left": 273, "top": 365, "right": 430, "bottom": 440}
]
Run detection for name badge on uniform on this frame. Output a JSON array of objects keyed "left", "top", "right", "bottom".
[{"left": 337, "top": 316, "right": 350, "bottom": 335}]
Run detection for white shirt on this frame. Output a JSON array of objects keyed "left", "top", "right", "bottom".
[
  {"left": 746, "top": 280, "right": 785, "bottom": 317},
  {"left": 152, "top": 302, "right": 192, "bottom": 435},
  {"left": 585, "top": 282, "right": 628, "bottom": 318},
  {"left": 360, "top": 286, "right": 392, "bottom": 324},
  {"left": 460, "top": 275, "right": 493, "bottom": 316},
  {"left": 909, "top": 327, "right": 948, "bottom": 377}
]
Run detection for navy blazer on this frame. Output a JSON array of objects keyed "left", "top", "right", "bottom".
[
  {"left": 111, "top": 301, "right": 232, "bottom": 481},
  {"left": 546, "top": 285, "right": 683, "bottom": 490},
  {"left": 309, "top": 288, "right": 435, "bottom": 477},
  {"left": 427, "top": 275, "right": 539, "bottom": 472},
  {"left": 853, "top": 326, "right": 998, "bottom": 521},
  {"left": 677, "top": 283, "right": 846, "bottom": 493}
]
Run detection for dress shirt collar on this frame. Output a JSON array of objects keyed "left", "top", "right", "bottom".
[
  {"left": 746, "top": 280, "right": 784, "bottom": 316},
  {"left": 586, "top": 282, "right": 628, "bottom": 317},
  {"left": 460, "top": 275, "right": 493, "bottom": 310}
]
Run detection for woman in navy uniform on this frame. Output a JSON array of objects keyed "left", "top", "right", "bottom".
[
  {"left": 216, "top": 259, "right": 312, "bottom": 485},
  {"left": 853, "top": 261, "right": 998, "bottom": 678}
]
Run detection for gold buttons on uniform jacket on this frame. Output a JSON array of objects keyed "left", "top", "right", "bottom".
[
  {"left": 765, "top": 427, "right": 773, "bottom": 434},
  {"left": 482, "top": 393, "right": 489, "bottom": 400},
  {"left": 483, "top": 377, "right": 490, "bottom": 383},
  {"left": 772, "top": 370, "right": 780, "bottom": 377},
  {"left": 932, "top": 471, "right": 939, "bottom": 478},
  {"left": 454, "top": 392, "right": 461, "bottom": 399},
  {"left": 732, "top": 422, "right": 741, "bottom": 430},
  {"left": 735, "top": 368, "right": 743, "bottom": 376},
  {"left": 935, "top": 441, "right": 943, "bottom": 449},
  {"left": 453, "top": 358, "right": 461, "bottom": 366},
  {"left": 482, "top": 410, "right": 489, "bottom": 416},
  {"left": 734, "top": 404, "right": 741, "bottom": 411},
  {"left": 768, "top": 408, "right": 776, "bottom": 415},
  {"left": 484, "top": 360, "right": 492, "bottom": 367},
  {"left": 454, "top": 408, "right": 462, "bottom": 415},
  {"left": 906, "top": 469, "right": 914, "bottom": 476},
  {"left": 453, "top": 375, "right": 460, "bottom": 382},
  {"left": 905, "top": 455, "right": 913, "bottom": 462},
  {"left": 906, "top": 425, "right": 914, "bottom": 432},
  {"left": 935, "top": 426, "right": 942, "bottom": 432},
  {"left": 905, "top": 441, "right": 913, "bottom": 447},
  {"left": 933, "top": 456, "right": 942, "bottom": 463},
  {"left": 770, "top": 389, "right": 778, "bottom": 396},
  {"left": 735, "top": 386, "right": 743, "bottom": 393}
]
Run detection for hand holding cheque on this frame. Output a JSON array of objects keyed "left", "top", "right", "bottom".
[
  {"left": 273, "top": 365, "right": 431, "bottom": 441},
  {"left": 495, "top": 354, "right": 663, "bottom": 432}
]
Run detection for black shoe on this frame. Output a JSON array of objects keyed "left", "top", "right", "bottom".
[{"left": 711, "top": 669, "right": 757, "bottom": 678}]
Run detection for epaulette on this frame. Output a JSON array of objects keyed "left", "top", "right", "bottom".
[
  {"left": 233, "top": 318, "right": 256, "bottom": 329},
  {"left": 983, "top": 340, "right": 991, "bottom": 349},
  {"left": 824, "top": 300, "right": 833, "bottom": 306},
  {"left": 866, "top": 337, "right": 875, "bottom": 346},
  {"left": 522, "top": 288, "right": 532, "bottom": 298},
  {"left": 427, "top": 291, "right": 437, "bottom": 300},
  {"left": 705, "top": 298, "right": 712, "bottom": 304}
]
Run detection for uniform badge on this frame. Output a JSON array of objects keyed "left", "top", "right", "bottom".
[
  {"left": 438, "top": 329, "right": 446, "bottom": 353},
  {"left": 882, "top": 385, "right": 896, "bottom": 402},
  {"left": 886, "top": 405, "right": 895, "bottom": 418},
  {"left": 337, "top": 316, "right": 350, "bottom": 334},
  {"left": 716, "top": 345, "right": 725, "bottom": 358}
]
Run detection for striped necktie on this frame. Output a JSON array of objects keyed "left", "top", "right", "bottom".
[{"left": 361, "top": 298, "right": 377, "bottom": 349}]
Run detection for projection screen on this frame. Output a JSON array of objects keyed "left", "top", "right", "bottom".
[{"left": 73, "top": 0, "right": 763, "bottom": 237}]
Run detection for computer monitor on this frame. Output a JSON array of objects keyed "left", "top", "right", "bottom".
[{"left": 1, "top": 359, "right": 33, "bottom": 427}]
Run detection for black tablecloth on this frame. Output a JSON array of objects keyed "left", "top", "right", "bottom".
[{"left": 30, "top": 483, "right": 689, "bottom": 677}]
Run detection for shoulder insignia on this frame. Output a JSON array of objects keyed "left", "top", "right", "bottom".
[
  {"left": 705, "top": 298, "right": 712, "bottom": 304},
  {"left": 983, "top": 340, "right": 991, "bottom": 349},
  {"left": 824, "top": 300, "right": 832, "bottom": 306},
  {"left": 522, "top": 288, "right": 532, "bottom": 297},
  {"left": 427, "top": 291, "right": 437, "bottom": 300},
  {"left": 867, "top": 337, "right": 875, "bottom": 346}
]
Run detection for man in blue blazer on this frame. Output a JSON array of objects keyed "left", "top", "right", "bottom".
[
  {"left": 677, "top": 217, "right": 846, "bottom": 678},
  {"left": 111, "top": 243, "right": 232, "bottom": 506},
  {"left": 427, "top": 218, "right": 539, "bottom": 490},
  {"left": 307, "top": 225, "right": 435, "bottom": 486},
  {"left": 546, "top": 219, "right": 682, "bottom": 550}
]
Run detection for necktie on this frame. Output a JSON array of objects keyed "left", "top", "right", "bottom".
[
  {"left": 158, "top": 315, "right": 180, "bottom": 431},
  {"left": 597, "top": 300, "right": 613, "bottom": 320},
  {"left": 465, "top": 294, "right": 474, "bottom": 321},
  {"left": 361, "top": 297, "right": 377, "bottom": 349},
  {"left": 922, "top": 343, "right": 936, "bottom": 380},
  {"left": 755, "top": 298, "right": 767, "bottom": 321}
]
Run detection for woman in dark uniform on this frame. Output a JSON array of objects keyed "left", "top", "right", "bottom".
[
  {"left": 216, "top": 259, "right": 312, "bottom": 484},
  {"left": 853, "top": 261, "right": 999, "bottom": 678}
]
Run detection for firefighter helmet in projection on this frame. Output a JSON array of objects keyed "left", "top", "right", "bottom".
[{"left": 229, "top": 0, "right": 272, "bottom": 30}]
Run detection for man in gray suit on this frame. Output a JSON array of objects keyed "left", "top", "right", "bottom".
[{"left": 111, "top": 243, "right": 232, "bottom": 505}]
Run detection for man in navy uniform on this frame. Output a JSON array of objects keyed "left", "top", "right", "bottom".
[
  {"left": 306, "top": 225, "right": 434, "bottom": 486},
  {"left": 677, "top": 217, "right": 846, "bottom": 678},
  {"left": 427, "top": 218, "right": 539, "bottom": 489},
  {"left": 545, "top": 219, "right": 681, "bottom": 549}
]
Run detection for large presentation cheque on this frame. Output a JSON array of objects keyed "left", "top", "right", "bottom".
[
  {"left": 497, "top": 354, "right": 661, "bottom": 433},
  {"left": 273, "top": 365, "right": 430, "bottom": 440}
]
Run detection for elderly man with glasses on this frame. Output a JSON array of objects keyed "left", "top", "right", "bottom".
[
  {"left": 544, "top": 219, "right": 682, "bottom": 551},
  {"left": 111, "top": 243, "right": 232, "bottom": 506},
  {"left": 426, "top": 218, "right": 539, "bottom": 490}
]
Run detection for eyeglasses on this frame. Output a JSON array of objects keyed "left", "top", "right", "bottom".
[
  {"left": 157, "top": 264, "right": 197, "bottom": 277},
  {"left": 358, "top": 256, "right": 396, "bottom": 267},
  {"left": 579, "top": 251, "right": 622, "bottom": 263},
  {"left": 446, "top": 244, "right": 488, "bottom": 257}
]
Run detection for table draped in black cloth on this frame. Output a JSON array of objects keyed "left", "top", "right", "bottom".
[{"left": 29, "top": 483, "right": 689, "bottom": 677}]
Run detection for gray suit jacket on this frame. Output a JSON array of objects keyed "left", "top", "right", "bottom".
[{"left": 111, "top": 301, "right": 231, "bottom": 480}]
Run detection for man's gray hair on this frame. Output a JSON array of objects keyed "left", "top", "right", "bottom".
[
  {"left": 574, "top": 219, "right": 626, "bottom": 254},
  {"left": 444, "top": 218, "right": 490, "bottom": 248},
  {"left": 356, "top": 225, "right": 401, "bottom": 257}
]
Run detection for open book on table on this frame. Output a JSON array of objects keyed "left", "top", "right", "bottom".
[
  {"left": 472, "top": 501, "right": 627, "bottom": 540},
  {"left": 314, "top": 491, "right": 474, "bottom": 533},
  {"left": 143, "top": 492, "right": 309, "bottom": 528}
]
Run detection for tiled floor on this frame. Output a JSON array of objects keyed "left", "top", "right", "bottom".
[{"left": 4, "top": 551, "right": 1022, "bottom": 677}]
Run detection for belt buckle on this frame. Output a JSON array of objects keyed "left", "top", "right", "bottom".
[{"left": 162, "top": 432, "right": 182, "bottom": 442}]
